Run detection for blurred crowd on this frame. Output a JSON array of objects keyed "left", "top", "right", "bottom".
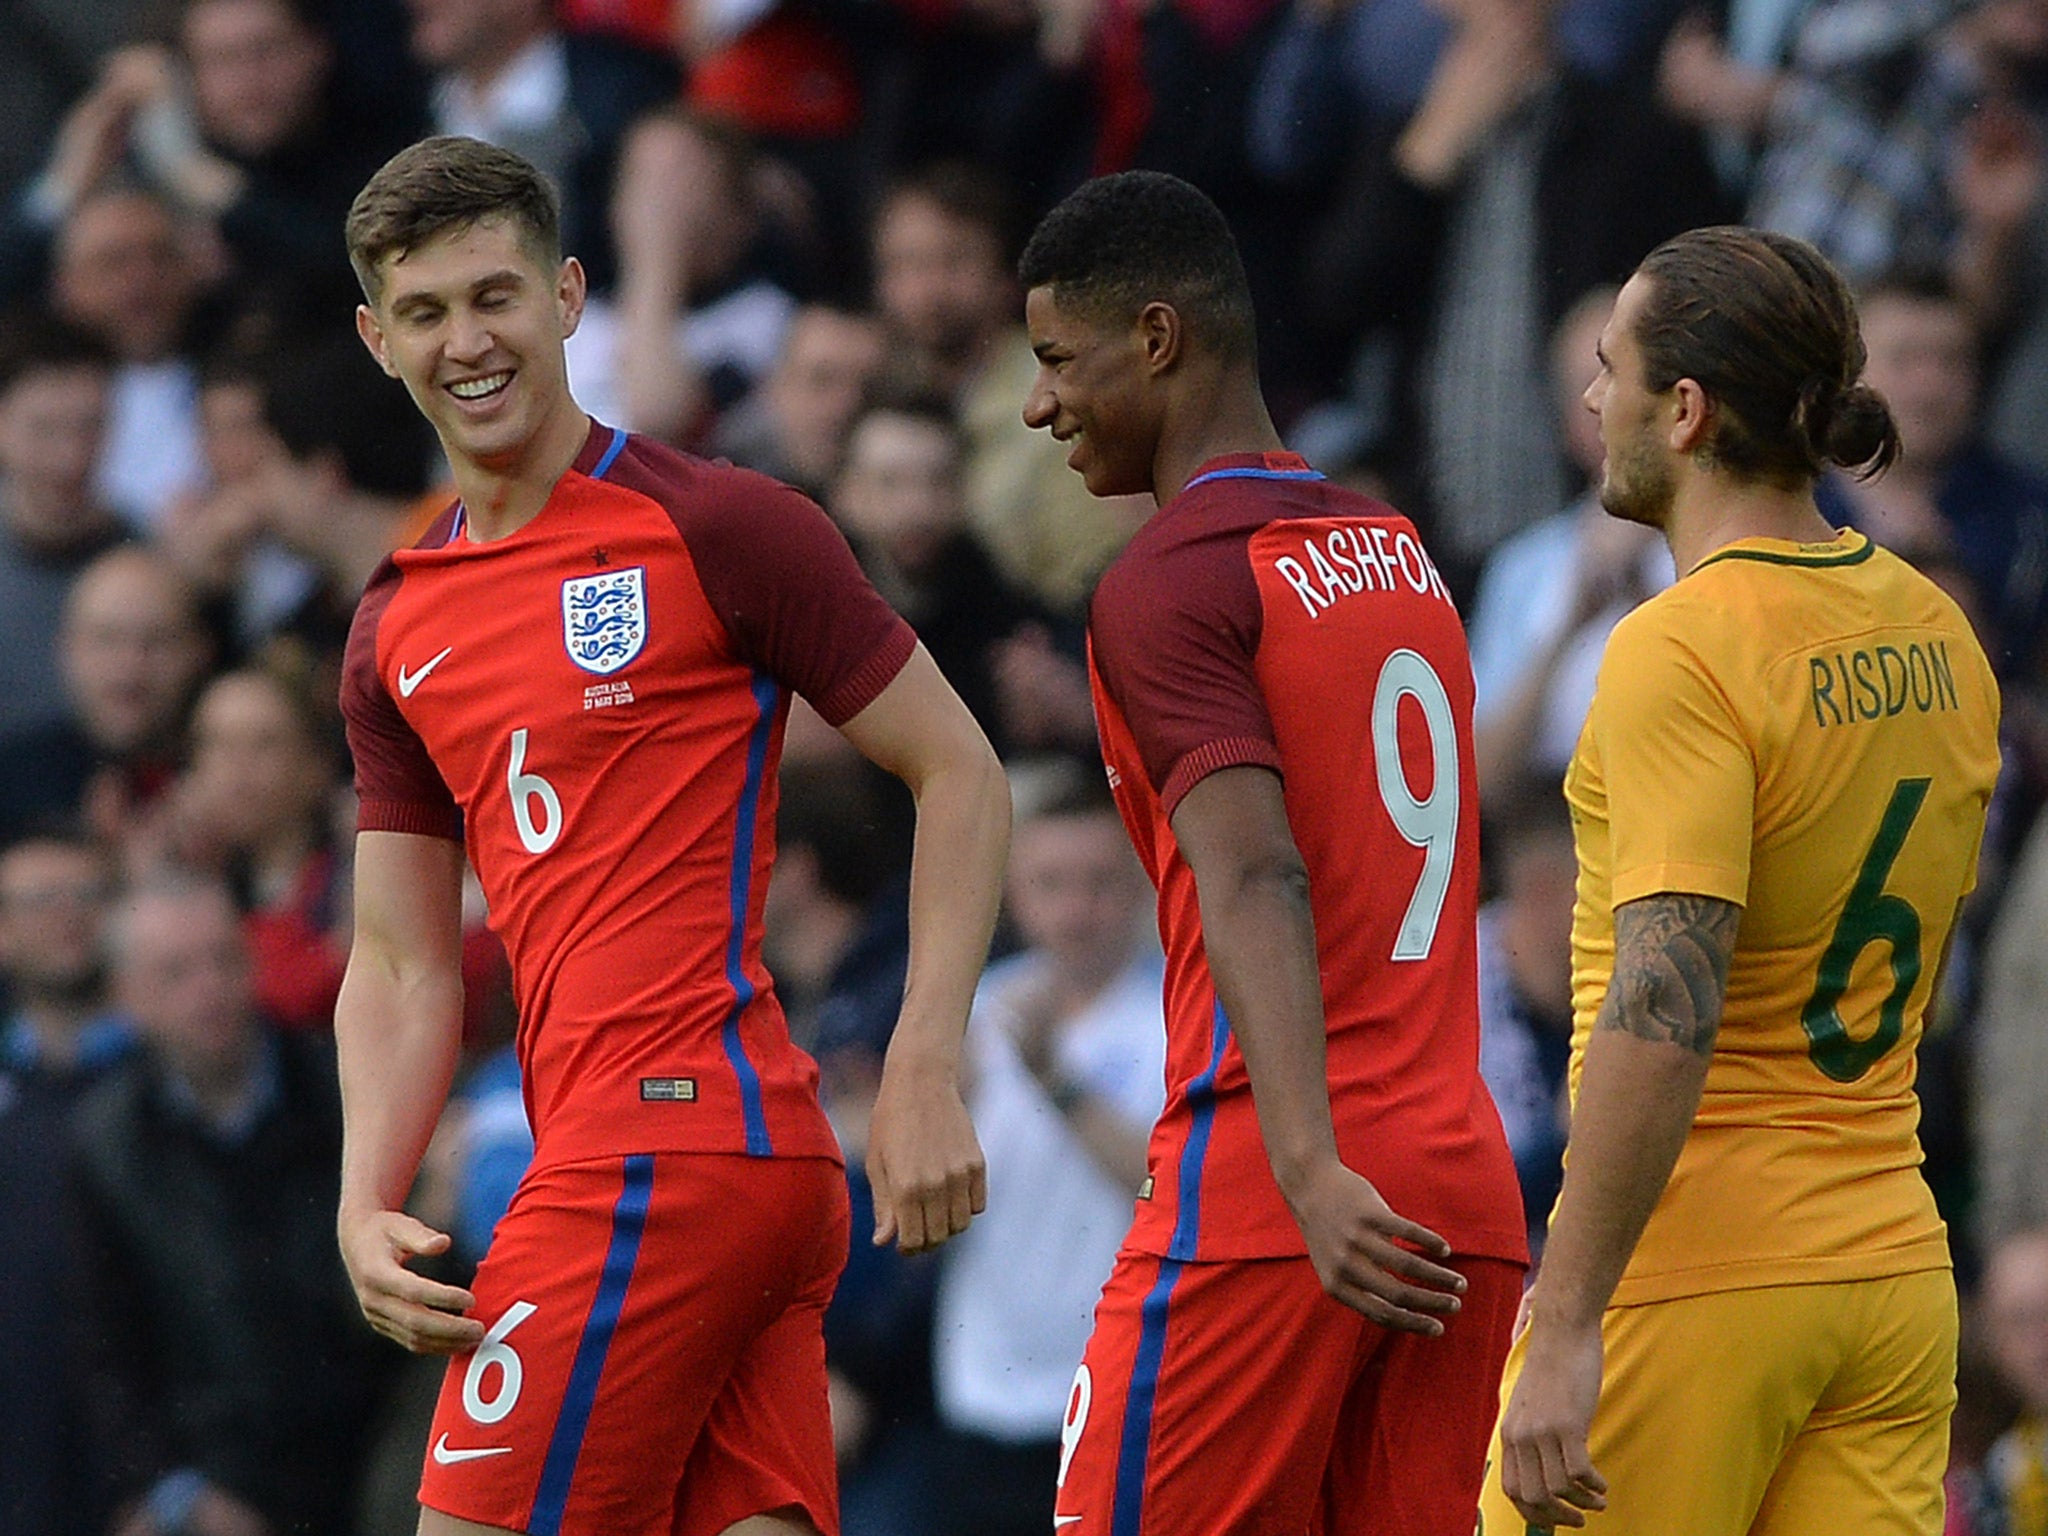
[{"left": 1, "top": 0, "right": 2046, "bottom": 1533}]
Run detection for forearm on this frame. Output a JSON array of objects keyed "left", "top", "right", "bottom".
[
  {"left": 1528, "top": 892, "right": 1737, "bottom": 1330},
  {"left": 334, "top": 949, "right": 465, "bottom": 1219},
  {"left": 888, "top": 745, "right": 1011, "bottom": 1070},
  {"left": 1526, "top": 1028, "right": 1708, "bottom": 1330},
  {"left": 1198, "top": 857, "right": 1339, "bottom": 1190}
]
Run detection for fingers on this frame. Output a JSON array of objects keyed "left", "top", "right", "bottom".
[
  {"left": 893, "top": 1156, "right": 984, "bottom": 1255},
  {"left": 1328, "top": 1270, "right": 1462, "bottom": 1334},
  {"left": 1502, "top": 1430, "right": 1607, "bottom": 1529},
  {"left": 1374, "top": 1210, "right": 1454, "bottom": 1261}
]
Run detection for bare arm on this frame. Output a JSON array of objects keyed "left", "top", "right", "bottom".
[
  {"left": 837, "top": 643, "right": 1011, "bottom": 1253},
  {"left": 1498, "top": 890, "right": 1740, "bottom": 1529},
  {"left": 333, "top": 830, "right": 484, "bottom": 1355},
  {"left": 1170, "top": 765, "right": 1468, "bottom": 1332}
]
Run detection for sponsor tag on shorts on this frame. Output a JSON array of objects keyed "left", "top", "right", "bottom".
[
  {"left": 1137, "top": 1176, "right": 1154, "bottom": 1201},
  {"left": 640, "top": 1078, "right": 698, "bottom": 1102}
]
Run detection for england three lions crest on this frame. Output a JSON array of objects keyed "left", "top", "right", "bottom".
[{"left": 562, "top": 567, "right": 648, "bottom": 675}]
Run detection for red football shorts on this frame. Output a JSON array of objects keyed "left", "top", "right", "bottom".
[
  {"left": 1051, "top": 1248, "right": 1522, "bottom": 1536},
  {"left": 418, "top": 1152, "right": 848, "bottom": 1536}
]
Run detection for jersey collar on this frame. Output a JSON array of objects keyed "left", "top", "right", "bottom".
[
  {"left": 1689, "top": 525, "right": 1873, "bottom": 575},
  {"left": 1179, "top": 451, "right": 1324, "bottom": 494}
]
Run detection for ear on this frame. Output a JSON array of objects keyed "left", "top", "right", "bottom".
[
  {"left": 1136, "top": 301, "right": 1183, "bottom": 374},
  {"left": 355, "top": 304, "right": 398, "bottom": 380},
  {"left": 557, "top": 257, "right": 588, "bottom": 341},
  {"left": 1667, "top": 377, "right": 1712, "bottom": 454}
]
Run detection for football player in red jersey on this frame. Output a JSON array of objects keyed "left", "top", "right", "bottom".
[
  {"left": 330, "top": 136, "right": 1009, "bottom": 1536},
  {"left": 1018, "top": 170, "right": 1527, "bottom": 1536}
]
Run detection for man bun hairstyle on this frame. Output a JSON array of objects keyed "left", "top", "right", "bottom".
[
  {"left": 1632, "top": 226, "right": 1901, "bottom": 486},
  {"left": 1018, "top": 171, "right": 1257, "bottom": 365},
  {"left": 345, "top": 136, "right": 562, "bottom": 304}
]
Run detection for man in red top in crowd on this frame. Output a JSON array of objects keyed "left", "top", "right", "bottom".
[
  {"left": 1019, "top": 169, "right": 1528, "bottom": 1535},
  {"left": 332, "top": 135, "right": 1010, "bottom": 1536}
]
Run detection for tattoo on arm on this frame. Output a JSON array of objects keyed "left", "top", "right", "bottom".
[{"left": 1597, "top": 895, "right": 1741, "bottom": 1056}]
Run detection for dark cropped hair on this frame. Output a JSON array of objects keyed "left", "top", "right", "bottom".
[
  {"left": 1631, "top": 226, "right": 1900, "bottom": 486},
  {"left": 1018, "top": 171, "right": 1258, "bottom": 366},
  {"left": 346, "top": 136, "right": 562, "bottom": 304},
  {"left": 0, "top": 307, "right": 114, "bottom": 398}
]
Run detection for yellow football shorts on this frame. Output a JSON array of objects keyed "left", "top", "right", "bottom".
[{"left": 1477, "top": 1267, "right": 1956, "bottom": 1536}]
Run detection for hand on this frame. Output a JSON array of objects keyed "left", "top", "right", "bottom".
[
  {"left": 865, "top": 1048, "right": 987, "bottom": 1253},
  {"left": 337, "top": 1207, "right": 485, "bottom": 1355},
  {"left": 1284, "top": 1159, "right": 1468, "bottom": 1332},
  {"left": 1498, "top": 1315, "right": 1611, "bottom": 1529},
  {"left": 1658, "top": 10, "right": 1778, "bottom": 134},
  {"left": 1395, "top": 0, "right": 1552, "bottom": 186}
]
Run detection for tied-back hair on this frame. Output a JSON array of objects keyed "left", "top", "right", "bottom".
[
  {"left": 1017, "top": 171, "right": 1258, "bottom": 365},
  {"left": 345, "top": 136, "right": 563, "bottom": 304},
  {"left": 1633, "top": 226, "right": 1901, "bottom": 486}
]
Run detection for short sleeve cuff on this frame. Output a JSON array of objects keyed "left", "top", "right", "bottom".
[
  {"left": 357, "top": 798, "right": 463, "bottom": 842},
  {"left": 1611, "top": 860, "right": 1750, "bottom": 910},
  {"left": 1160, "top": 737, "right": 1285, "bottom": 819},
  {"left": 811, "top": 623, "right": 917, "bottom": 727}
]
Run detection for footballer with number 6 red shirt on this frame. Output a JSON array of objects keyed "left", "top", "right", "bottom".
[
  {"left": 331, "top": 137, "right": 1009, "bottom": 1536},
  {"left": 1018, "top": 171, "right": 1526, "bottom": 1536}
]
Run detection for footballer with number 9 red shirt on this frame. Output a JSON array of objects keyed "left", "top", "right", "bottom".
[
  {"left": 1018, "top": 171, "right": 1527, "bottom": 1536},
  {"left": 332, "top": 137, "right": 1009, "bottom": 1536}
]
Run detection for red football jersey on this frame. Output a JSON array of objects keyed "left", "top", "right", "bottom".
[
  {"left": 341, "top": 421, "right": 915, "bottom": 1173},
  {"left": 1088, "top": 452, "right": 1526, "bottom": 1264}
]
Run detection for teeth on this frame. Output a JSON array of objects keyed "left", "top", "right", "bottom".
[{"left": 449, "top": 373, "right": 511, "bottom": 400}]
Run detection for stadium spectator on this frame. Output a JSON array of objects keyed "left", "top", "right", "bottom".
[
  {"left": 69, "top": 873, "right": 397, "bottom": 1536},
  {"left": 1296, "top": 0, "right": 1727, "bottom": 579},
  {"left": 1973, "top": 803, "right": 2048, "bottom": 1251},
  {"left": 1465, "top": 284, "right": 1671, "bottom": 806},
  {"left": 871, "top": 161, "right": 1140, "bottom": 615},
  {"left": 8, "top": 0, "right": 421, "bottom": 317},
  {"left": 1655, "top": 0, "right": 1820, "bottom": 199},
  {"left": 829, "top": 391, "right": 1093, "bottom": 756},
  {"left": 1832, "top": 274, "right": 2048, "bottom": 678},
  {"left": 930, "top": 759, "right": 1163, "bottom": 1536},
  {"left": 0, "top": 826, "right": 132, "bottom": 1536},
  {"left": 49, "top": 185, "right": 209, "bottom": 531},
  {"left": 0, "top": 0, "right": 155, "bottom": 206},
  {"left": 713, "top": 301, "right": 887, "bottom": 500},
  {"left": 403, "top": 0, "right": 678, "bottom": 295},
  {"left": 0, "top": 310, "right": 127, "bottom": 743},
  {"left": 1475, "top": 783, "right": 1576, "bottom": 1256},
  {"left": 1948, "top": 4, "right": 2048, "bottom": 482},
  {"left": 0, "top": 545, "right": 213, "bottom": 849},
  {"left": 564, "top": 108, "right": 805, "bottom": 443},
  {"left": 1959, "top": 1228, "right": 2048, "bottom": 1536},
  {"left": 139, "top": 666, "right": 350, "bottom": 1033}
]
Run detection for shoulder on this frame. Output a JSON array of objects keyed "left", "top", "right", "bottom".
[{"left": 604, "top": 435, "right": 824, "bottom": 533}]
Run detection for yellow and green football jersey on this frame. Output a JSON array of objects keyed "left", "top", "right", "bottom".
[{"left": 1565, "top": 526, "right": 2001, "bottom": 1305}]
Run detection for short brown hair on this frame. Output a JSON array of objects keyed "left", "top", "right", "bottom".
[
  {"left": 345, "top": 136, "right": 562, "bottom": 304},
  {"left": 1631, "top": 226, "right": 1900, "bottom": 486}
]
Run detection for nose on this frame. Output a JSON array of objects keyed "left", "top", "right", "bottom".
[
  {"left": 1582, "top": 375, "right": 1601, "bottom": 416},
  {"left": 446, "top": 304, "right": 492, "bottom": 364},
  {"left": 1022, "top": 369, "right": 1056, "bottom": 431}
]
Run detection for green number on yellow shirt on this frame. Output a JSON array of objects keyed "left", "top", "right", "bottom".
[{"left": 1800, "top": 777, "right": 1930, "bottom": 1083}]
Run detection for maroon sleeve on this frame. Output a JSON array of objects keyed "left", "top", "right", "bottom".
[
  {"left": 618, "top": 446, "right": 916, "bottom": 725},
  {"left": 340, "top": 558, "right": 463, "bottom": 840},
  {"left": 1090, "top": 519, "right": 1282, "bottom": 816}
]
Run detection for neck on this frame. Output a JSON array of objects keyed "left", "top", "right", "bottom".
[
  {"left": 1150, "top": 365, "right": 1286, "bottom": 505},
  {"left": 1662, "top": 469, "right": 1836, "bottom": 576},
  {"left": 450, "top": 403, "right": 591, "bottom": 542}
]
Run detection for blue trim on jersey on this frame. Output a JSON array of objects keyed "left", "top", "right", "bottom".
[
  {"left": 1182, "top": 467, "right": 1327, "bottom": 489},
  {"left": 720, "top": 672, "right": 780, "bottom": 1155},
  {"left": 528, "top": 1154, "right": 654, "bottom": 1536},
  {"left": 590, "top": 426, "right": 629, "bottom": 481},
  {"left": 1166, "top": 1002, "right": 1231, "bottom": 1262},
  {"left": 1110, "top": 1255, "right": 1186, "bottom": 1536}
]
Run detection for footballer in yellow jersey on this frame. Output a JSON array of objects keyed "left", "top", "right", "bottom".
[{"left": 1487, "top": 229, "right": 2001, "bottom": 1536}]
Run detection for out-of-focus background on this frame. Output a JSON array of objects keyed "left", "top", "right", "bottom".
[{"left": 1, "top": 1, "right": 2046, "bottom": 1532}]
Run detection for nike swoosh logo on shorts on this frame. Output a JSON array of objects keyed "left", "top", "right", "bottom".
[
  {"left": 398, "top": 647, "right": 454, "bottom": 697},
  {"left": 432, "top": 1434, "right": 512, "bottom": 1464},
  {"left": 1053, "top": 1518, "right": 1083, "bottom": 1529}
]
